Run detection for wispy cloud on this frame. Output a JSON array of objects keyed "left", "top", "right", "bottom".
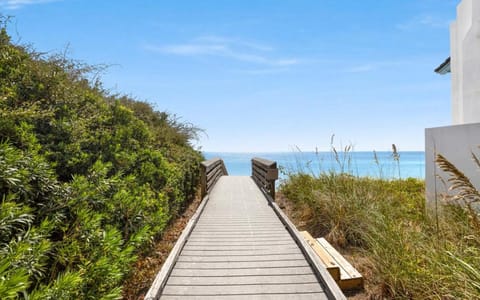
[
  {"left": 0, "top": 0, "right": 60, "bottom": 9},
  {"left": 195, "top": 35, "right": 273, "bottom": 52},
  {"left": 345, "top": 64, "right": 376, "bottom": 73},
  {"left": 344, "top": 60, "right": 409, "bottom": 73},
  {"left": 232, "top": 68, "right": 289, "bottom": 75},
  {"left": 144, "top": 35, "right": 300, "bottom": 67},
  {"left": 397, "top": 14, "right": 450, "bottom": 30}
]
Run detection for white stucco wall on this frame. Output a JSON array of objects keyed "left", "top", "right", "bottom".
[
  {"left": 425, "top": 1, "right": 480, "bottom": 207},
  {"left": 451, "top": 0, "right": 480, "bottom": 124},
  {"left": 425, "top": 124, "right": 480, "bottom": 205}
]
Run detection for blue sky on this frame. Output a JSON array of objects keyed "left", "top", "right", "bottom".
[{"left": 2, "top": 0, "right": 457, "bottom": 152}]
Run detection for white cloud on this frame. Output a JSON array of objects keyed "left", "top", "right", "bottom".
[
  {"left": 344, "top": 60, "right": 409, "bottom": 73},
  {"left": 345, "top": 64, "right": 376, "bottom": 73},
  {"left": 0, "top": 0, "right": 60, "bottom": 9},
  {"left": 148, "top": 44, "right": 227, "bottom": 56},
  {"left": 232, "top": 68, "right": 289, "bottom": 75},
  {"left": 397, "top": 14, "right": 450, "bottom": 30},
  {"left": 144, "top": 36, "right": 300, "bottom": 67},
  {"left": 195, "top": 35, "right": 273, "bottom": 52}
]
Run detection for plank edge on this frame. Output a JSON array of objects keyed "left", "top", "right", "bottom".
[{"left": 144, "top": 195, "right": 210, "bottom": 300}]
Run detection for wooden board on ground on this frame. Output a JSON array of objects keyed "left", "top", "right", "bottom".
[
  {"left": 301, "top": 231, "right": 341, "bottom": 281},
  {"left": 316, "top": 238, "right": 363, "bottom": 290}
]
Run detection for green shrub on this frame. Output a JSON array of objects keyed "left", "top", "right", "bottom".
[{"left": 0, "top": 18, "right": 202, "bottom": 299}]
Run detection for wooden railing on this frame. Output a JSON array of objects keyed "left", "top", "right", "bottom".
[
  {"left": 251, "top": 157, "right": 278, "bottom": 199},
  {"left": 200, "top": 158, "right": 228, "bottom": 197}
]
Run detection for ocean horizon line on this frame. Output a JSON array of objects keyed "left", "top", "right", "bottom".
[
  {"left": 203, "top": 151, "right": 426, "bottom": 179},
  {"left": 202, "top": 150, "right": 426, "bottom": 154}
]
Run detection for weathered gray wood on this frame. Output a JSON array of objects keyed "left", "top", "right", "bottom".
[
  {"left": 183, "top": 245, "right": 300, "bottom": 251},
  {"left": 189, "top": 233, "right": 288, "bottom": 237},
  {"left": 170, "top": 266, "right": 315, "bottom": 277},
  {"left": 202, "top": 157, "right": 227, "bottom": 174},
  {"left": 194, "top": 226, "right": 283, "bottom": 230},
  {"left": 187, "top": 236, "right": 291, "bottom": 240},
  {"left": 187, "top": 240, "right": 294, "bottom": 246},
  {"left": 252, "top": 157, "right": 277, "bottom": 168},
  {"left": 251, "top": 157, "right": 278, "bottom": 199},
  {"left": 259, "top": 190, "right": 347, "bottom": 300},
  {"left": 185, "top": 239, "right": 296, "bottom": 245},
  {"left": 190, "top": 233, "right": 288, "bottom": 237},
  {"left": 185, "top": 239, "right": 293, "bottom": 244},
  {"left": 174, "top": 259, "right": 309, "bottom": 269},
  {"left": 162, "top": 283, "right": 325, "bottom": 295},
  {"left": 196, "top": 220, "right": 280, "bottom": 222},
  {"left": 161, "top": 293, "right": 327, "bottom": 300},
  {"left": 193, "top": 225, "right": 284, "bottom": 229},
  {"left": 177, "top": 254, "right": 306, "bottom": 262},
  {"left": 206, "top": 166, "right": 224, "bottom": 189},
  {"left": 183, "top": 245, "right": 298, "bottom": 251},
  {"left": 200, "top": 158, "right": 228, "bottom": 196},
  {"left": 144, "top": 195, "right": 210, "bottom": 300},
  {"left": 167, "top": 274, "right": 318, "bottom": 285},
  {"left": 193, "top": 227, "right": 282, "bottom": 231},
  {"left": 192, "top": 229, "right": 287, "bottom": 233},
  {"left": 180, "top": 248, "right": 302, "bottom": 256},
  {"left": 197, "top": 217, "right": 279, "bottom": 220},
  {"left": 152, "top": 176, "right": 344, "bottom": 300}
]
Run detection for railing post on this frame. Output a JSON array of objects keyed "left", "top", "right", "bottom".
[
  {"left": 200, "top": 162, "right": 207, "bottom": 198},
  {"left": 266, "top": 167, "right": 278, "bottom": 199},
  {"left": 269, "top": 177, "right": 276, "bottom": 199},
  {"left": 251, "top": 157, "right": 278, "bottom": 200}
]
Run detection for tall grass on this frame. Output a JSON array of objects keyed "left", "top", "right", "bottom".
[
  {"left": 281, "top": 139, "right": 414, "bottom": 181},
  {"left": 280, "top": 146, "right": 480, "bottom": 299}
]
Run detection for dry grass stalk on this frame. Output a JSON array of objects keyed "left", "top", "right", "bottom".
[
  {"left": 436, "top": 153, "right": 480, "bottom": 232},
  {"left": 435, "top": 153, "right": 480, "bottom": 206}
]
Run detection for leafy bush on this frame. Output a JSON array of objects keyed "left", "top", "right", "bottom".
[{"left": 0, "top": 18, "right": 202, "bottom": 299}]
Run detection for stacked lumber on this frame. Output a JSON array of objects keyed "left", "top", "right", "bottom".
[{"left": 301, "top": 231, "right": 363, "bottom": 291}]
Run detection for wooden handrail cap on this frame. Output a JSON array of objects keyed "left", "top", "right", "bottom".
[{"left": 252, "top": 157, "right": 277, "bottom": 168}]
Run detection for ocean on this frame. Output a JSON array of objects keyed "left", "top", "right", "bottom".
[{"left": 203, "top": 151, "right": 425, "bottom": 180}]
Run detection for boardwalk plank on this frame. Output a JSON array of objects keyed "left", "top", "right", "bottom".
[
  {"left": 167, "top": 274, "right": 318, "bottom": 285},
  {"left": 170, "top": 266, "right": 315, "bottom": 277},
  {"left": 186, "top": 237, "right": 293, "bottom": 242},
  {"left": 177, "top": 253, "right": 305, "bottom": 262},
  {"left": 184, "top": 241, "right": 298, "bottom": 251},
  {"left": 161, "top": 293, "right": 327, "bottom": 300},
  {"left": 156, "top": 176, "right": 344, "bottom": 300},
  {"left": 191, "top": 230, "right": 287, "bottom": 234},
  {"left": 180, "top": 248, "right": 302, "bottom": 256},
  {"left": 191, "top": 232, "right": 288, "bottom": 236},
  {"left": 162, "top": 282, "right": 324, "bottom": 295},
  {"left": 174, "top": 259, "right": 309, "bottom": 269}
]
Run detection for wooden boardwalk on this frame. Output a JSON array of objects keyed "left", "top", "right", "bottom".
[{"left": 146, "top": 159, "right": 345, "bottom": 300}]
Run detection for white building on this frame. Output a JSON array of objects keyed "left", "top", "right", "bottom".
[
  {"left": 435, "top": 0, "right": 480, "bottom": 124},
  {"left": 426, "top": 0, "right": 480, "bottom": 204}
]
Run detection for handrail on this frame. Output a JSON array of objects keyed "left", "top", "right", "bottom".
[
  {"left": 200, "top": 158, "right": 228, "bottom": 197},
  {"left": 251, "top": 157, "right": 278, "bottom": 199}
]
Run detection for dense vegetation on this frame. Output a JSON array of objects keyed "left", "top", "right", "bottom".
[
  {"left": 0, "top": 21, "right": 202, "bottom": 299},
  {"left": 281, "top": 151, "right": 480, "bottom": 299}
]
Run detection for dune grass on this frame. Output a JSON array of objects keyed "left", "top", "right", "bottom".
[{"left": 280, "top": 148, "right": 480, "bottom": 299}]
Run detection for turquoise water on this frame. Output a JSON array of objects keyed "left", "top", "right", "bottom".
[{"left": 203, "top": 151, "right": 425, "bottom": 179}]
